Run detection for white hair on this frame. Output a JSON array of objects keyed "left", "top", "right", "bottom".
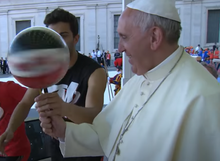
[{"left": 132, "top": 10, "right": 182, "bottom": 44}]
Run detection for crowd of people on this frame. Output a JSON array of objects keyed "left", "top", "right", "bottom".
[
  {"left": 186, "top": 44, "right": 219, "bottom": 65},
  {"left": 88, "top": 49, "right": 111, "bottom": 67},
  {"left": 184, "top": 43, "right": 220, "bottom": 79},
  {"left": 88, "top": 49, "right": 123, "bottom": 68}
]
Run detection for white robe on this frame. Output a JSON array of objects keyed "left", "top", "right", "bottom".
[{"left": 60, "top": 46, "right": 220, "bottom": 161}]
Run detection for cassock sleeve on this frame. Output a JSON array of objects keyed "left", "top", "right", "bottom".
[
  {"left": 172, "top": 92, "right": 220, "bottom": 161},
  {"left": 59, "top": 122, "right": 104, "bottom": 157}
]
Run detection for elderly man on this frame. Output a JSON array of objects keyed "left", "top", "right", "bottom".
[{"left": 39, "top": 0, "right": 220, "bottom": 160}]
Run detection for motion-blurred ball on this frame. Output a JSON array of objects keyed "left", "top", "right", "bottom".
[{"left": 8, "top": 27, "right": 70, "bottom": 89}]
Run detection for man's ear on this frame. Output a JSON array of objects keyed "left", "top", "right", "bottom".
[
  {"left": 149, "top": 27, "right": 163, "bottom": 51},
  {"left": 73, "top": 34, "right": 80, "bottom": 45}
]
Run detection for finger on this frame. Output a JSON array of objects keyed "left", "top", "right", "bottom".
[
  {"left": 3, "top": 139, "right": 9, "bottom": 146},
  {"left": 34, "top": 93, "right": 58, "bottom": 102},
  {"left": 39, "top": 112, "right": 48, "bottom": 117},
  {"left": 42, "top": 128, "right": 53, "bottom": 136},
  {"left": 39, "top": 115, "right": 51, "bottom": 123},
  {"left": 35, "top": 97, "right": 58, "bottom": 108},
  {"left": 44, "top": 109, "right": 61, "bottom": 117},
  {"left": 0, "top": 134, "right": 6, "bottom": 146},
  {"left": 0, "top": 136, "right": 7, "bottom": 156},
  {"left": 37, "top": 101, "right": 61, "bottom": 112},
  {"left": 36, "top": 104, "right": 51, "bottom": 112},
  {"left": 38, "top": 104, "right": 60, "bottom": 115},
  {"left": 40, "top": 122, "right": 52, "bottom": 129}
]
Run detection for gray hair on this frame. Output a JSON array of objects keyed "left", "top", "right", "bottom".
[{"left": 132, "top": 11, "right": 182, "bottom": 44}]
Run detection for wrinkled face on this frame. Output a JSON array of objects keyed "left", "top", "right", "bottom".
[
  {"left": 48, "top": 22, "right": 79, "bottom": 58},
  {"left": 117, "top": 9, "right": 152, "bottom": 75}
]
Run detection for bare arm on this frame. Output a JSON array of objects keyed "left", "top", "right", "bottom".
[
  {"left": 63, "top": 68, "right": 107, "bottom": 124},
  {"left": 7, "top": 88, "right": 40, "bottom": 132}
]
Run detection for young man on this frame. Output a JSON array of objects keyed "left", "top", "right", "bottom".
[
  {"left": 0, "top": 9, "right": 107, "bottom": 161},
  {"left": 0, "top": 81, "right": 31, "bottom": 161}
]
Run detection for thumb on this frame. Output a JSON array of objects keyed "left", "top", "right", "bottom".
[
  {"left": 0, "top": 133, "right": 6, "bottom": 144},
  {"left": 3, "top": 139, "right": 9, "bottom": 146},
  {"left": 0, "top": 134, "right": 7, "bottom": 156},
  {"left": 3, "top": 132, "right": 13, "bottom": 146}
]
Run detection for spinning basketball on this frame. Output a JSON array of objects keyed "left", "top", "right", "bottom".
[{"left": 8, "top": 27, "right": 70, "bottom": 89}]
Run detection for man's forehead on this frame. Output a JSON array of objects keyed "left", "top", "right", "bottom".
[
  {"left": 117, "top": 9, "right": 134, "bottom": 31},
  {"left": 48, "top": 22, "right": 70, "bottom": 31}
]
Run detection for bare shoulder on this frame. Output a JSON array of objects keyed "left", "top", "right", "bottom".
[
  {"left": 85, "top": 68, "right": 107, "bottom": 108},
  {"left": 89, "top": 68, "right": 107, "bottom": 86}
]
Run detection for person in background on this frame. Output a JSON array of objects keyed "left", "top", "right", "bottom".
[
  {"left": 106, "top": 51, "right": 111, "bottom": 67},
  {"left": 91, "top": 50, "right": 97, "bottom": 62},
  {"left": 214, "top": 47, "right": 219, "bottom": 59},
  {"left": 0, "top": 58, "right": 3, "bottom": 74},
  {"left": 195, "top": 44, "right": 200, "bottom": 53},
  {"left": 88, "top": 53, "right": 92, "bottom": 58},
  {"left": 0, "top": 81, "right": 31, "bottom": 161},
  {"left": 213, "top": 42, "right": 217, "bottom": 52},
  {"left": 114, "top": 56, "right": 122, "bottom": 67},
  {"left": 114, "top": 50, "right": 120, "bottom": 61},
  {"left": 109, "top": 66, "right": 122, "bottom": 96}
]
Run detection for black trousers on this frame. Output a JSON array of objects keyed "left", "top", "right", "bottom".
[
  {"left": 2, "top": 66, "right": 6, "bottom": 74},
  {"left": 50, "top": 138, "right": 102, "bottom": 161},
  {"left": 106, "top": 60, "right": 110, "bottom": 66}
]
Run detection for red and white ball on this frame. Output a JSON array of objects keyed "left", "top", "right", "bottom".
[{"left": 8, "top": 27, "right": 70, "bottom": 89}]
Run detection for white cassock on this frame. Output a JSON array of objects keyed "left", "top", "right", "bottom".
[{"left": 60, "top": 46, "right": 220, "bottom": 161}]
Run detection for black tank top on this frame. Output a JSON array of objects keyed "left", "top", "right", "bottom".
[
  {"left": 48, "top": 53, "right": 103, "bottom": 161},
  {"left": 47, "top": 52, "right": 101, "bottom": 107}
]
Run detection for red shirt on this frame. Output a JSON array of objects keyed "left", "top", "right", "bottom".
[
  {"left": 114, "top": 58, "right": 122, "bottom": 67},
  {"left": 214, "top": 50, "right": 219, "bottom": 59},
  {"left": 106, "top": 53, "right": 111, "bottom": 60},
  {"left": 0, "top": 81, "right": 31, "bottom": 159}
]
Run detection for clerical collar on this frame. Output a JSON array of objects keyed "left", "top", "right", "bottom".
[{"left": 144, "top": 46, "right": 184, "bottom": 81}]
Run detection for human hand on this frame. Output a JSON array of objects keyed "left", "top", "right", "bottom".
[
  {"left": 35, "top": 93, "right": 66, "bottom": 117},
  {"left": 39, "top": 114, "right": 66, "bottom": 139},
  {"left": 0, "top": 129, "right": 14, "bottom": 156}
]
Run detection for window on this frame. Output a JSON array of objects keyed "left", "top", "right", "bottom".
[
  {"left": 15, "top": 20, "right": 31, "bottom": 35},
  {"left": 114, "top": 15, "right": 120, "bottom": 49},
  {"left": 207, "top": 10, "right": 220, "bottom": 43},
  {"left": 75, "top": 17, "right": 80, "bottom": 51}
]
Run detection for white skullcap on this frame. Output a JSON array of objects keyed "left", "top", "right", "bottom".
[{"left": 127, "top": 0, "right": 181, "bottom": 22}]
